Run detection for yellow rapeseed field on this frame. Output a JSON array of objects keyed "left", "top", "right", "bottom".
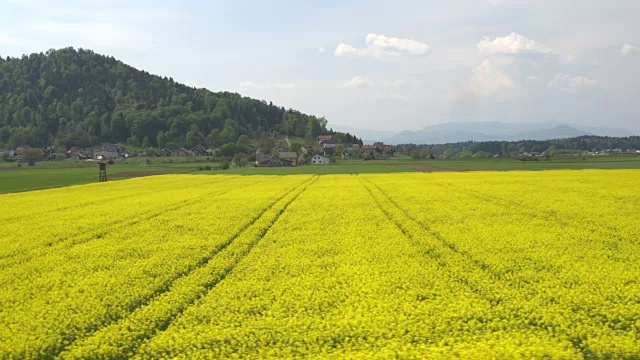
[{"left": 1, "top": 170, "right": 639, "bottom": 359}]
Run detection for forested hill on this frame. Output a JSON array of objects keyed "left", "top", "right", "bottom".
[
  {"left": 0, "top": 48, "right": 359, "bottom": 149},
  {"left": 397, "top": 135, "right": 640, "bottom": 156}
]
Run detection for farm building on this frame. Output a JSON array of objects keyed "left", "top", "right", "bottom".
[
  {"left": 278, "top": 151, "right": 299, "bottom": 166},
  {"left": 94, "top": 150, "right": 119, "bottom": 160},
  {"left": 360, "top": 142, "right": 396, "bottom": 159},
  {"left": 321, "top": 140, "right": 336, "bottom": 155},
  {"left": 15, "top": 146, "right": 30, "bottom": 159},
  {"left": 310, "top": 155, "right": 330, "bottom": 165},
  {"left": 93, "top": 144, "right": 128, "bottom": 160},
  {"left": 67, "top": 147, "right": 89, "bottom": 160},
  {"left": 256, "top": 154, "right": 293, "bottom": 167},
  {"left": 172, "top": 148, "right": 194, "bottom": 157},
  {"left": 191, "top": 145, "right": 208, "bottom": 156}
]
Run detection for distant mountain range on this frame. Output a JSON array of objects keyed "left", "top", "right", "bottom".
[{"left": 332, "top": 122, "right": 636, "bottom": 145}]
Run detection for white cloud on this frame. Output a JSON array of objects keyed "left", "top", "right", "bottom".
[
  {"left": 467, "top": 59, "right": 516, "bottom": 97},
  {"left": 335, "top": 33, "right": 430, "bottom": 57},
  {"left": 341, "top": 76, "right": 370, "bottom": 88},
  {"left": 478, "top": 32, "right": 551, "bottom": 55},
  {"left": 621, "top": 44, "right": 640, "bottom": 55},
  {"left": 317, "top": 47, "right": 326, "bottom": 53},
  {"left": 365, "top": 33, "right": 430, "bottom": 55},
  {"left": 335, "top": 43, "right": 362, "bottom": 56},
  {"left": 547, "top": 73, "right": 597, "bottom": 93}
]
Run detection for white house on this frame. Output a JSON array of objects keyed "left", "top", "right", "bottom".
[{"left": 310, "top": 155, "right": 330, "bottom": 165}]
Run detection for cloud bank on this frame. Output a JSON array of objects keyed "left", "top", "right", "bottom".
[
  {"left": 335, "top": 33, "right": 430, "bottom": 57},
  {"left": 478, "top": 32, "right": 551, "bottom": 55},
  {"left": 621, "top": 44, "right": 640, "bottom": 55}
]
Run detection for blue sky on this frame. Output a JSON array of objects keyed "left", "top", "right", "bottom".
[{"left": 1, "top": 0, "right": 639, "bottom": 132}]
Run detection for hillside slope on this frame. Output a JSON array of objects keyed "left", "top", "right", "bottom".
[{"left": 0, "top": 48, "right": 350, "bottom": 149}]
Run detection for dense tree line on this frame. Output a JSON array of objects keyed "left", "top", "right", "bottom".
[
  {"left": 397, "top": 136, "right": 640, "bottom": 157},
  {"left": 0, "top": 48, "right": 360, "bottom": 149}
]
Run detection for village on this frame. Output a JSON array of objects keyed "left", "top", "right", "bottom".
[
  {"left": 254, "top": 136, "right": 396, "bottom": 167},
  {"left": 2, "top": 137, "right": 639, "bottom": 167},
  {"left": 0, "top": 135, "right": 398, "bottom": 167}
]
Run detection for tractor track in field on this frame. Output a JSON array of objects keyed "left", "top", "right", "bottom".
[
  {"left": 358, "top": 177, "right": 501, "bottom": 300},
  {"left": 0, "top": 177, "right": 271, "bottom": 271},
  {"left": 359, "top": 177, "right": 608, "bottom": 358},
  {"left": 360, "top": 178, "right": 495, "bottom": 274},
  {"left": 361, "top": 178, "right": 573, "bottom": 294},
  {"left": 54, "top": 176, "right": 318, "bottom": 359},
  {"left": 132, "top": 176, "right": 319, "bottom": 353}
]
